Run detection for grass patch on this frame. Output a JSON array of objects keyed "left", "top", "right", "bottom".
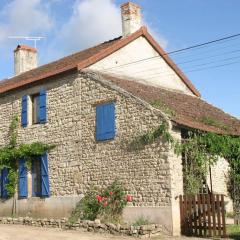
[
  {"left": 150, "top": 100, "right": 176, "bottom": 117},
  {"left": 200, "top": 116, "right": 230, "bottom": 131},
  {"left": 132, "top": 216, "right": 151, "bottom": 226},
  {"left": 227, "top": 225, "right": 240, "bottom": 239}
]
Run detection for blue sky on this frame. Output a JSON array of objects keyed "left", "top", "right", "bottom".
[{"left": 0, "top": 0, "right": 239, "bottom": 117}]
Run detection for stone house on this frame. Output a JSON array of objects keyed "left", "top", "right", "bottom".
[{"left": 0, "top": 2, "right": 239, "bottom": 235}]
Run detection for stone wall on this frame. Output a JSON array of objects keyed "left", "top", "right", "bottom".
[
  {"left": 0, "top": 70, "right": 176, "bottom": 225},
  {"left": 0, "top": 71, "right": 82, "bottom": 199},
  {"left": 78, "top": 71, "right": 172, "bottom": 207},
  {"left": 0, "top": 217, "right": 164, "bottom": 237}
]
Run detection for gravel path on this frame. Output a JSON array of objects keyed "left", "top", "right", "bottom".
[
  {"left": 0, "top": 225, "right": 135, "bottom": 240},
  {"left": 0, "top": 224, "right": 216, "bottom": 240}
]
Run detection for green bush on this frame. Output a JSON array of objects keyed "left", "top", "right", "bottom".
[
  {"left": 5, "top": 169, "right": 18, "bottom": 197},
  {"left": 132, "top": 216, "right": 151, "bottom": 226},
  {"left": 69, "top": 181, "right": 132, "bottom": 223},
  {"left": 69, "top": 187, "right": 100, "bottom": 223}
]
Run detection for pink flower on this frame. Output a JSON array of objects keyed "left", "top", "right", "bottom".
[
  {"left": 96, "top": 195, "right": 103, "bottom": 203},
  {"left": 103, "top": 201, "right": 108, "bottom": 207},
  {"left": 109, "top": 192, "right": 113, "bottom": 196},
  {"left": 126, "top": 195, "right": 133, "bottom": 202}
]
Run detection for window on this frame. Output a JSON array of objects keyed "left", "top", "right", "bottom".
[
  {"left": 18, "top": 153, "right": 50, "bottom": 198},
  {"left": 96, "top": 102, "right": 116, "bottom": 141},
  {"left": 32, "top": 94, "right": 40, "bottom": 124},
  {"left": 32, "top": 153, "right": 50, "bottom": 197},
  {"left": 21, "top": 90, "right": 47, "bottom": 127},
  {"left": 32, "top": 157, "right": 42, "bottom": 197}
]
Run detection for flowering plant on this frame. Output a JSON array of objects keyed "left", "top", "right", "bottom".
[{"left": 69, "top": 181, "right": 133, "bottom": 223}]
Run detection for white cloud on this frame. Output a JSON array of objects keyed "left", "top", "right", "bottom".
[
  {"left": 48, "top": 0, "right": 122, "bottom": 58},
  {"left": 46, "top": 0, "right": 168, "bottom": 62},
  {"left": 0, "top": 0, "right": 168, "bottom": 71},
  {"left": 0, "top": 0, "right": 53, "bottom": 44}
]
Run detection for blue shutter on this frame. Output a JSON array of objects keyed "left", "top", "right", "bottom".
[
  {"left": 96, "top": 102, "right": 115, "bottom": 141},
  {"left": 18, "top": 159, "right": 28, "bottom": 198},
  {"left": 21, "top": 95, "right": 28, "bottom": 127},
  {"left": 96, "top": 105, "right": 104, "bottom": 140},
  {"left": 39, "top": 90, "right": 47, "bottom": 124},
  {"left": 1, "top": 168, "right": 8, "bottom": 199},
  {"left": 41, "top": 153, "right": 50, "bottom": 197}
]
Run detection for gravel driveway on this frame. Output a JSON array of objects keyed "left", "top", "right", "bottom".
[
  {"left": 0, "top": 224, "right": 213, "bottom": 240},
  {"left": 0, "top": 225, "right": 135, "bottom": 240}
]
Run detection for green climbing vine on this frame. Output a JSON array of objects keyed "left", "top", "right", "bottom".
[
  {"left": 128, "top": 122, "right": 174, "bottom": 151},
  {"left": 0, "top": 116, "right": 54, "bottom": 197},
  {"left": 129, "top": 121, "right": 240, "bottom": 211}
]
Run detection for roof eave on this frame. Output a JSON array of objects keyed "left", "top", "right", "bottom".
[
  {"left": 0, "top": 66, "right": 78, "bottom": 95},
  {"left": 0, "top": 26, "right": 200, "bottom": 97}
]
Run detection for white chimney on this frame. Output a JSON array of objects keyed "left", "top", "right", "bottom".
[
  {"left": 121, "top": 2, "right": 142, "bottom": 37},
  {"left": 14, "top": 45, "right": 37, "bottom": 75}
]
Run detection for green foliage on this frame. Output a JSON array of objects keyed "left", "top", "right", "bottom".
[
  {"left": 0, "top": 116, "right": 54, "bottom": 197},
  {"left": 9, "top": 115, "right": 19, "bottom": 148},
  {"left": 226, "top": 212, "right": 235, "bottom": 218},
  {"left": 150, "top": 100, "right": 176, "bottom": 117},
  {"left": 183, "top": 171, "right": 203, "bottom": 195},
  {"left": 69, "top": 187, "right": 100, "bottom": 222},
  {"left": 201, "top": 116, "right": 230, "bottom": 131},
  {"left": 5, "top": 169, "right": 18, "bottom": 197},
  {"left": 227, "top": 224, "right": 240, "bottom": 239},
  {"left": 132, "top": 216, "right": 151, "bottom": 226},
  {"left": 128, "top": 121, "right": 174, "bottom": 151},
  {"left": 69, "top": 181, "right": 129, "bottom": 223},
  {"left": 18, "top": 142, "right": 55, "bottom": 170},
  {"left": 176, "top": 131, "right": 240, "bottom": 196},
  {"left": 129, "top": 121, "right": 240, "bottom": 206},
  {"left": 99, "top": 181, "right": 128, "bottom": 223}
]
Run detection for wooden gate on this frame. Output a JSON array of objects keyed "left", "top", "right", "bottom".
[{"left": 179, "top": 194, "right": 227, "bottom": 238}]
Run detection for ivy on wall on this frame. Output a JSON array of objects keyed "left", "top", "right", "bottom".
[
  {"left": 0, "top": 116, "right": 54, "bottom": 197},
  {"left": 129, "top": 121, "right": 240, "bottom": 211}
]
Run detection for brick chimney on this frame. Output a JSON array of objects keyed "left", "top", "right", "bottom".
[
  {"left": 121, "top": 2, "right": 142, "bottom": 37},
  {"left": 14, "top": 45, "right": 37, "bottom": 75}
]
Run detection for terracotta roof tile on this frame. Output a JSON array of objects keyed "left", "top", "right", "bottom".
[
  {"left": 0, "top": 37, "right": 122, "bottom": 94},
  {"left": 0, "top": 27, "right": 200, "bottom": 97},
  {"left": 101, "top": 74, "right": 240, "bottom": 136}
]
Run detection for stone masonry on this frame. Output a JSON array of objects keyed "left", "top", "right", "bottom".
[
  {"left": 0, "top": 217, "right": 165, "bottom": 237},
  {"left": 0, "top": 68, "right": 233, "bottom": 235},
  {"left": 0, "top": 70, "right": 179, "bottom": 229}
]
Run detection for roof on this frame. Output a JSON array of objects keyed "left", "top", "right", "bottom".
[
  {"left": 0, "top": 36, "right": 121, "bottom": 94},
  {"left": 0, "top": 27, "right": 200, "bottom": 97},
  {"left": 100, "top": 74, "right": 240, "bottom": 136}
]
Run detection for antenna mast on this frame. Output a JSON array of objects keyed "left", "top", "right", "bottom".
[{"left": 8, "top": 36, "right": 45, "bottom": 48}]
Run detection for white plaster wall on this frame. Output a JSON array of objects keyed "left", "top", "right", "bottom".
[
  {"left": 89, "top": 36, "right": 193, "bottom": 95},
  {"left": 207, "top": 157, "right": 233, "bottom": 212},
  {"left": 168, "top": 126, "right": 184, "bottom": 236}
]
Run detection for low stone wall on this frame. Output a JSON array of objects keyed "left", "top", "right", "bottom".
[{"left": 0, "top": 217, "right": 163, "bottom": 238}]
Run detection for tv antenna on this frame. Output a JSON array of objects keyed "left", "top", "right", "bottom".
[{"left": 8, "top": 36, "right": 46, "bottom": 48}]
